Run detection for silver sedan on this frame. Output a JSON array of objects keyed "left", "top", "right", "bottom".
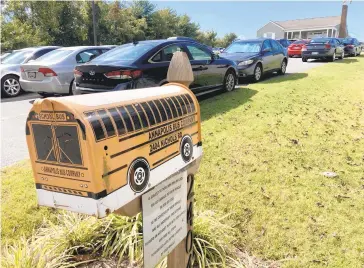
[
  {"left": 20, "top": 46, "right": 111, "bottom": 97},
  {"left": 1, "top": 46, "right": 59, "bottom": 97}
]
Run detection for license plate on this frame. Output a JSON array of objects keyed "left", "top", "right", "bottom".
[
  {"left": 28, "top": 72, "right": 36, "bottom": 79},
  {"left": 312, "top": 52, "right": 319, "bottom": 55}
]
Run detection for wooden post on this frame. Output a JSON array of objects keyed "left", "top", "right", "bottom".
[
  {"left": 166, "top": 51, "right": 195, "bottom": 268},
  {"left": 167, "top": 174, "right": 194, "bottom": 268}
]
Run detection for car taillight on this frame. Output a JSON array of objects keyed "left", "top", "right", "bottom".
[
  {"left": 301, "top": 45, "right": 307, "bottom": 51},
  {"left": 346, "top": 45, "right": 354, "bottom": 48},
  {"left": 73, "top": 69, "right": 83, "bottom": 78},
  {"left": 104, "top": 70, "right": 142, "bottom": 79},
  {"left": 325, "top": 44, "right": 331, "bottom": 49},
  {"left": 39, "top": 67, "right": 57, "bottom": 77}
]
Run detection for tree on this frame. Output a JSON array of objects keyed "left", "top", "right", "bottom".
[
  {"left": 175, "top": 14, "right": 199, "bottom": 39},
  {"left": 196, "top": 30, "right": 217, "bottom": 47},
  {"left": 215, "top": 33, "right": 237, "bottom": 48},
  {"left": 0, "top": 0, "right": 240, "bottom": 50}
]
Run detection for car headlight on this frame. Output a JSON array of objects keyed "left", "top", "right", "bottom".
[{"left": 238, "top": 59, "right": 254, "bottom": 66}]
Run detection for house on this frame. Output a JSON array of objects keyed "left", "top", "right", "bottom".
[{"left": 257, "top": 16, "right": 348, "bottom": 40}]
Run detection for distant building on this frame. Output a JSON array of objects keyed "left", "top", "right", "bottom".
[{"left": 257, "top": 16, "right": 348, "bottom": 40}]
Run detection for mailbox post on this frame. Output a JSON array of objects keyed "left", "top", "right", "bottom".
[{"left": 26, "top": 51, "right": 202, "bottom": 267}]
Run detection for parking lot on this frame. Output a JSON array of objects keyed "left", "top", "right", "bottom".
[{"left": 0, "top": 58, "right": 327, "bottom": 167}]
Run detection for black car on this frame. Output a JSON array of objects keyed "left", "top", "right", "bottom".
[
  {"left": 301, "top": 38, "right": 345, "bottom": 62},
  {"left": 219, "top": 38, "right": 289, "bottom": 82},
  {"left": 342, "top": 38, "right": 362, "bottom": 56},
  {"left": 74, "top": 37, "right": 238, "bottom": 96},
  {"left": 276, "top": 39, "right": 291, "bottom": 48}
]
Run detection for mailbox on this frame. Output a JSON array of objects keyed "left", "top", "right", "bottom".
[{"left": 26, "top": 80, "right": 202, "bottom": 218}]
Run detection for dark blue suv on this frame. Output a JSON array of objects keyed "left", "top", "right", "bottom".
[
  {"left": 220, "top": 38, "right": 289, "bottom": 82},
  {"left": 74, "top": 37, "right": 238, "bottom": 96}
]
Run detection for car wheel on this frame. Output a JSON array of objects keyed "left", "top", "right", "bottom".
[
  {"left": 252, "top": 64, "right": 263, "bottom": 82},
  {"left": 302, "top": 57, "right": 307, "bottom": 62},
  {"left": 328, "top": 52, "right": 335, "bottom": 62},
  {"left": 278, "top": 59, "right": 287, "bottom": 75},
  {"left": 1, "top": 75, "right": 22, "bottom": 98},
  {"left": 339, "top": 51, "right": 344, "bottom": 60},
  {"left": 223, "top": 70, "right": 236, "bottom": 92},
  {"left": 128, "top": 158, "right": 150, "bottom": 193}
]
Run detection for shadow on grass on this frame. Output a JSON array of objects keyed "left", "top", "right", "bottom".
[
  {"left": 198, "top": 87, "right": 258, "bottom": 121},
  {"left": 258, "top": 72, "right": 308, "bottom": 84},
  {"left": 334, "top": 58, "right": 359, "bottom": 64}
]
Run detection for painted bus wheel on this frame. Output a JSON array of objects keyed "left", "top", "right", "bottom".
[
  {"left": 180, "top": 135, "right": 193, "bottom": 162},
  {"left": 128, "top": 158, "right": 150, "bottom": 193}
]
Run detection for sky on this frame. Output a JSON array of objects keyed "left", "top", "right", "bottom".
[{"left": 153, "top": 1, "right": 364, "bottom": 40}]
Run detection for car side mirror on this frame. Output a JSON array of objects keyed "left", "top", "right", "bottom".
[
  {"left": 212, "top": 53, "right": 219, "bottom": 60},
  {"left": 262, "top": 48, "right": 271, "bottom": 53}
]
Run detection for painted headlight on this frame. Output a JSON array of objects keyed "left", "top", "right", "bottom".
[{"left": 238, "top": 59, "right": 254, "bottom": 66}]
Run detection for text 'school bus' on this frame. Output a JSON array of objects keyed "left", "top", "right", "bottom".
[{"left": 26, "top": 84, "right": 202, "bottom": 218}]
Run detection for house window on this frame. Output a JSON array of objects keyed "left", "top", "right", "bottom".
[{"left": 263, "top": 32, "right": 276, "bottom": 39}]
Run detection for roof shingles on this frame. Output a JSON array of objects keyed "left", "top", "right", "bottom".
[{"left": 274, "top": 16, "right": 341, "bottom": 30}]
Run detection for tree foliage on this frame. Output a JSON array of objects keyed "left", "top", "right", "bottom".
[{"left": 1, "top": 0, "right": 237, "bottom": 51}]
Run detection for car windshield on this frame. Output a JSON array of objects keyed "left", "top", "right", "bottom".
[
  {"left": 310, "top": 38, "right": 331, "bottom": 43},
  {"left": 1, "top": 50, "right": 35, "bottom": 64},
  {"left": 224, "top": 42, "right": 262, "bottom": 53},
  {"left": 92, "top": 43, "right": 157, "bottom": 63},
  {"left": 342, "top": 38, "right": 354, "bottom": 44},
  {"left": 35, "top": 49, "right": 73, "bottom": 62}
]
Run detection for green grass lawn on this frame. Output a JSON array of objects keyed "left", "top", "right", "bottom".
[
  {"left": 197, "top": 56, "right": 364, "bottom": 267},
  {"left": 2, "top": 56, "right": 364, "bottom": 267}
]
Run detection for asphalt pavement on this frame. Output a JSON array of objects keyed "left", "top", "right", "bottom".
[{"left": 0, "top": 58, "right": 327, "bottom": 168}]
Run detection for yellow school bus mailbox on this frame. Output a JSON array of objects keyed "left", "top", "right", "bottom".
[{"left": 26, "top": 83, "right": 202, "bottom": 218}]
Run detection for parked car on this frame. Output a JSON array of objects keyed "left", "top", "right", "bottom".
[
  {"left": 73, "top": 37, "right": 238, "bottom": 96},
  {"left": 276, "top": 39, "right": 291, "bottom": 48},
  {"left": 219, "top": 38, "right": 288, "bottom": 82},
  {"left": 20, "top": 46, "right": 111, "bottom": 97},
  {"left": 1, "top": 46, "right": 60, "bottom": 97},
  {"left": 301, "top": 38, "right": 345, "bottom": 62},
  {"left": 212, "top": 47, "right": 224, "bottom": 54},
  {"left": 1, "top": 51, "right": 13, "bottom": 61},
  {"left": 287, "top": 39, "right": 310, "bottom": 57},
  {"left": 342, "top": 38, "right": 362, "bottom": 56}
]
